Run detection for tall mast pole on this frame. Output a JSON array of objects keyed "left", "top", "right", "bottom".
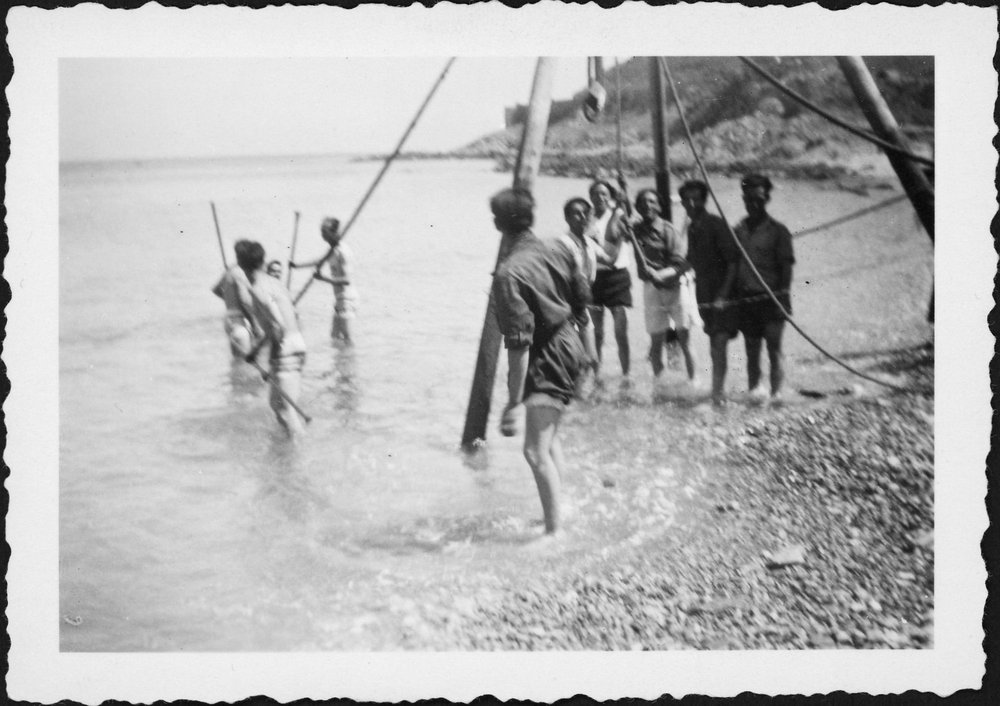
[
  {"left": 649, "top": 56, "right": 672, "bottom": 222},
  {"left": 461, "top": 57, "right": 557, "bottom": 449},
  {"left": 836, "top": 56, "right": 934, "bottom": 243}
]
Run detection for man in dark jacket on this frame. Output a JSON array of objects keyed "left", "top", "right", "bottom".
[{"left": 490, "top": 187, "right": 592, "bottom": 537}]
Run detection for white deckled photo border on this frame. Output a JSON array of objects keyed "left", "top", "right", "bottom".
[{"left": 5, "top": 3, "right": 994, "bottom": 702}]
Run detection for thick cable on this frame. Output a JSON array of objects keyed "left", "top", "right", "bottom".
[
  {"left": 659, "top": 57, "right": 908, "bottom": 393},
  {"left": 739, "top": 57, "right": 934, "bottom": 169},
  {"left": 292, "top": 57, "right": 457, "bottom": 306}
]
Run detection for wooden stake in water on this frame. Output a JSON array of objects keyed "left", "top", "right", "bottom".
[
  {"left": 210, "top": 201, "right": 228, "bottom": 268},
  {"left": 461, "top": 57, "right": 556, "bottom": 449},
  {"left": 286, "top": 210, "right": 301, "bottom": 288}
]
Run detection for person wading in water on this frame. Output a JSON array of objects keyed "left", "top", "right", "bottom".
[
  {"left": 490, "top": 187, "right": 591, "bottom": 538},
  {"left": 241, "top": 241, "right": 309, "bottom": 437},
  {"left": 290, "top": 217, "right": 358, "bottom": 345}
]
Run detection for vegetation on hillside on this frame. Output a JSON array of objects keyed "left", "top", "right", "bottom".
[{"left": 455, "top": 56, "right": 934, "bottom": 182}]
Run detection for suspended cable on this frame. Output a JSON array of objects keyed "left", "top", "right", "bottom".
[
  {"left": 658, "top": 57, "right": 910, "bottom": 393},
  {"left": 292, "top": 57, "right": 457, "bottom": 306},
  {"left": 794, "top": 193, "right": 908, "bottom": 238},
  {"left": 739, "top": 57, "right": 934, "bottom": 169}
]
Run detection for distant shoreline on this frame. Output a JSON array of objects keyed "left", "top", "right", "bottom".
[{"left": 353, "top": 149, "right": 903, "bottom": 191}]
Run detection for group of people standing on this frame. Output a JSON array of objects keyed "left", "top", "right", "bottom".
[
  {"left": 557, "top": 172, "right": 795, "bottom": 406},
  {"left": 491, "top": 172, "right": 795, "bottom": 537},
  {"left": 211, "top": 217, "right": 356, "bottom": 438}
]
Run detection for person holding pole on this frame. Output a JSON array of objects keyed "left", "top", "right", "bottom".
[
  {"left": 586, "top": 178, "right": 632, "bottom": 385},
  {"left": 491, "top": 188, "right": 591, "bottom": 538},
  {"left": 239, "top": 241, "right": 309, "bottom": 438},
  {"left": 211, "top": 239, "right": 258, "bottom": 358},
  {"left": 680, "top": 179, "right": 740, "bottom": 406},
  {"left": 733, "top": 173, "right": 795, "bottom": 405},
  {"left": 290, "top": 217, "right": 357, "bottom": 344}
]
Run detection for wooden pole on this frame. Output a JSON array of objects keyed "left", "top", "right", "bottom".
[
  {"left": 649, "top": 57, "right": 672, "bottom": 223},
  {"left": 836, "top": 56, "right": 934, "bottom": 243},
  {"left": 292, "top": 57, "right": 457, "bottom": 305},
  {"left": 285, "top": 210, "right": 301, "bottom": 288},
  {"left": 461, "top": 57, "right": 556, "bottom": 449},
  {"left": 210, "top": 201, "right": 228, "bottom": 269}
]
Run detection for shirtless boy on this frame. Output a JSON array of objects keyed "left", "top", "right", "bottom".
[
  {"left": 211, "top": 239, "right": 258, "bottom": 358},
  {"left": 239, "top": 241, "right": 309, "bottom": 437}
]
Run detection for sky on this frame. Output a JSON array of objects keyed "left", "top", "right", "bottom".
[{"left": 59, "top": 57, "right": 606, "bottom": 162}]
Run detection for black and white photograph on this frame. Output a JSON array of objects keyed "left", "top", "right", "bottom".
[{"left": 5, "top": 3, "right": 993, "bottom": 702}]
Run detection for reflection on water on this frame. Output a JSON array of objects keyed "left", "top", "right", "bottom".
[{"left": 323, "top": 344, "right": 360, "bottom": 421}]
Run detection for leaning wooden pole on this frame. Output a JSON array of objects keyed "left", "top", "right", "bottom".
[
  {"left": 461, "top": 57, "right": 556, "bottom": 449},
  {"left": 648, "top": 57, "right": 672, "bottom": 223},
  {"left": 836, "top": 56, "right": 934, "bottom": 243}
]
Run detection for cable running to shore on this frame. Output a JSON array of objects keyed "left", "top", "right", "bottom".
[
  {"left": 659, "top": 57, "right": 909, "bottom": 393},
  {"left": 738, "top": 57, "right": 934, "bottom": 169}
]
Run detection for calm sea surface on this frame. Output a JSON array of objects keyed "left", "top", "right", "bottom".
[{"left": 59, "top": 154, "right": 932, "bottom": 650}]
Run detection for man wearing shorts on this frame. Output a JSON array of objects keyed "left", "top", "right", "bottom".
[
  {"left": 586, "top": 179, "right": 632, "bottom": 382},
  {"left": 290, "top": 217, "right": 358, "bottom": 344},
  {"left": 211, "top": 239, "right": 258, "bottom": 358},
  {"left": 491, "top": 188, "right": 591, "bottom": 537},
  {"left": 733, "top": 173, "right": 795, "bottom": 404},
  {"left": 632, "top": 188, "right": 701, "bottom": 384},
  {"left": 240, "top": 241, "right": 309, "bottom": 438},
  {"left": 681, "top": 180, "right": 741, "bottom": 406}
]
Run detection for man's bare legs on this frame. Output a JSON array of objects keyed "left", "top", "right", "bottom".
[
  {"left": 269, "top": 364, "right": 305, "bottom": 438},
  {"left": 523, "top": 404, "right": 564, "bottom": 535},
  {"left": 676, "top": 328, "right": 697, "bottom": 382},
  {"left": 744, "top": 320, "right": 785, "bottom": 400},
  {"left": 610, "top": 306, "right": 630, "bottom": 377},
  {"left": 332, "top": 314, "right": 352, "bottom": 345},
  {"left": 709, "top": 331, "right": 731, "bottom": 404},
  {"left": 648, "top": 330, "right": 666, "bottom": 377},
  {"left": 763, "top": 320, "right": 786, "bottom": 397},
  {"left": 745, "top": 334, "right": 764, "bottom": 398},
  {"left": 590, "top": 306, "right": 606, "bottom": 377}
]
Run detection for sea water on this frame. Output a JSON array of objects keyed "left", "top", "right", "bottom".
[{"left": 58, "top": 155, "right": 932, "bottom": 650}]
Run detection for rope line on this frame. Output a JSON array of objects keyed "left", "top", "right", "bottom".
[
  {"left": 794, "top": 193, "right": 909, "bottom": 239},
  {"left": 292, "top": 57, "right": 457, "bottom": 306},
  {"left": 659, "top": 57, "right": 908, "bottom": 393},
  {"left": 739, "top": 57, "right": 934, "bottom": 169}
]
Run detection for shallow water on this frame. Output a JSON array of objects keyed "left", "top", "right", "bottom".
[{"left": 59, "top": 155, "right": 932, "bottom": 650}]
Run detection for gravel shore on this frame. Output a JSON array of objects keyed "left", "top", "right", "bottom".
[{"left": 402, "top": 345, "right": 934, "bottom": 650}]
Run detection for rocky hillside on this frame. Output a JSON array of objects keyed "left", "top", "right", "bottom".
[{"left": 455, "top": 56, "right": 934, "bottom": 182}]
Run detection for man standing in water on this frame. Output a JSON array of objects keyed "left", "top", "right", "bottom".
[
  {"left": 680, "top": 180, "right": 741, "bottom": 406},
  {"left": 560, "top": 197, "right": 600, "bottom": 394},
  {"left": 491, "top": 188, "right": 591, "bottom": 537},
  {"left": 290, "top": 217, "right": 357, "bottom": 344},
  {"left": 733, "top": 173, "right": 795, "bottom": 404},
  {"left": 587, "top": 179, "right": 632, "bottom": 384},
  {"left": 211, "top": 239, "right": 258, "bottom": 358},
  {"left": 632, "top": 188, "right": 701, "bottom": 386},
  {"left": 239, "top": 241, "right": 308, "bottom": 437}
]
